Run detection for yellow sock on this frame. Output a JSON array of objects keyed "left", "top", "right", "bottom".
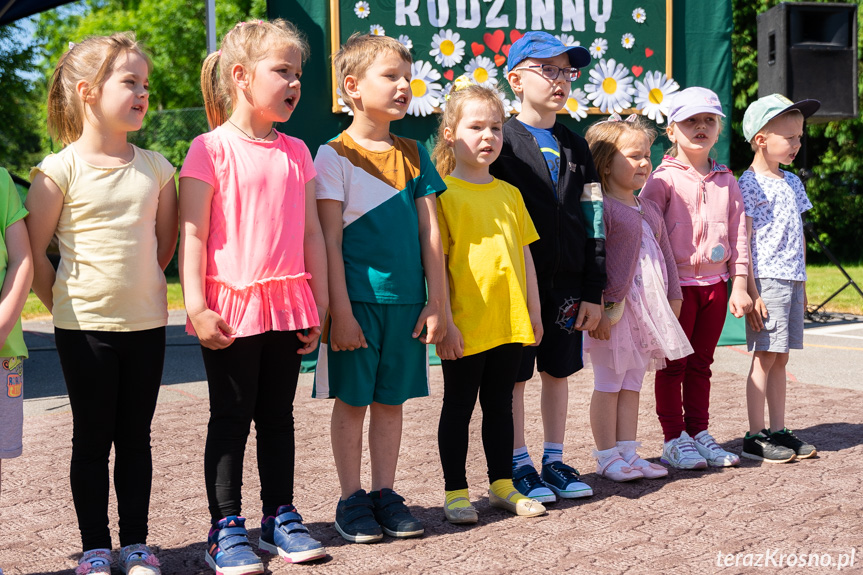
[
  {"left": 490, "top": 479, "right": 529, "bottom": 502},
  {"left": 445, "top": 489, "right": 471, "bottom": 509}
]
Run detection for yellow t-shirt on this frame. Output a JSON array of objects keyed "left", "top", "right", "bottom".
[
  {"left": 30, "top": 144, "right": 175, "bottom": 331},
  {"left": 437, "top": 176, "right": 540, "bottom": 356}
]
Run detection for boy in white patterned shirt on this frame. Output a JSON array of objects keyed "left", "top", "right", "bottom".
[{"left": 738, "top": 94, "right": 819, "bottom": 464}]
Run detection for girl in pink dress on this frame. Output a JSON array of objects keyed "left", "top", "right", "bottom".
[
  {"left": 179, "top": 20, "right": 328, "bottom": 573},
  {"left": 584, "top": 116, "right": 692, "bottom": 482}
]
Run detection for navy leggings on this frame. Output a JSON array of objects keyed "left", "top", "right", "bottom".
[
  {"left": 438, "top": 343, "right": 523, "bottom": 491},
  {"left": 201, "top": 330, "right": 303, "bottom": 524},
  {"left": 55, "top": 327, "right": 165, "bottom": 551}
]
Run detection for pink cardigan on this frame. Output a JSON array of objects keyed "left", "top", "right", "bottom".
[
  {"left": 640, "top": 156, "right": 749, "bottom": 280},
  {"left": 603, "top": 194, "right": 682, "bottom": 304}
]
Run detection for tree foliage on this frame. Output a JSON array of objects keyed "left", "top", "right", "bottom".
[
  {"left": 731, "top": 0, "right": 863, "bottom": 262},
  {"left": 0, "top": 21, "right": 46, "bottom": 177}
]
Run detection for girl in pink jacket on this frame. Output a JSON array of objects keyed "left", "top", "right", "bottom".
[{"left": 640, "top": 87, "right": 752, "bottom": 471}]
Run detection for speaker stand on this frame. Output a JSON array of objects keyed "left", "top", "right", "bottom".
[{"left": 803, "top": 220, "right": 863, "bottom": 321}]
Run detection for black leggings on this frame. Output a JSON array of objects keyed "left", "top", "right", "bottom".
[
  {"left": 55, "top": 327, "right": 166, "bottom": 551},
  {"left": 201, "top": 330, "right": 303, "bottom": 524},
  {"left": 438, "top": 343, "right": 523, "bottom": 491}
]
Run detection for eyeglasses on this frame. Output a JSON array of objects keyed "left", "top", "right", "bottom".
[{"left": 512, "top": 64, "right": 581, "bottom": 82}]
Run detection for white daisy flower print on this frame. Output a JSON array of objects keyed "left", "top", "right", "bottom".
[
  {"left": 369, "top": 24, "right": 385, "bottom": 36},
  {"left": 354, "top": 1, "right": 370, "bottom": 19},
  {"left": 589, "top": 38, "right": 608, "bottom": 59},
  {"left": 634, "top": 71, "right": 679, "bottom": 124},
  {"left": 407, "top": 60, "right": 443, "bottom": 117},
  {"left": 556, "top": 33, "right": 580, "bottom": 47},
  {"left": 564, "top": 88, "right": 590, "bottom": 120},
  {"left": 430, "top": 29, "right": 466, "bottom": 68},
  {"left": 621, "top": 33, "right": 635, "bottom": 50},
  {"left": 464, "top": 55, "right": 498, "bottom": 87},
  {"left": 633, "top": 8, "right": 647, "bottom": 23},
  {"left": 397, "top": 34, "right": 413, "bottom": 50},
  {"left": 584, "top": 58, "right": 635, "bottom": 113}
]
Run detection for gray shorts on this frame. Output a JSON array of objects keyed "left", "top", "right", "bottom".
[
  {"left": 0, "top": 357, "right": 24, "bottom": 459},
  {"left": 746, "top": 278, "right": 805, "bottom": 353}
]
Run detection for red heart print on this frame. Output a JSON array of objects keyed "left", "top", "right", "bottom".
[
  {"left": 502, "top": 44, "right": 511, "bottom": 57},
  {"left": 471, "top": 42, "right": 485, "bottom": 56},
  {"left": 510, "top": 29, "right": 523, "bottom": 43},
  {"left": 645, "top": 47, "right": 654, "bottom": 58},
  {"left": 443, "top": 69, "right": 454, "bottom": 81},
  {"left": 631, "top": 65, "right": 643, "bottom": 77},
  {"left": 484, "top": 30, "right": 504, "bottom": 53},
  {"left": 494, "top": 54, "right": 506, "bottom": 67}
]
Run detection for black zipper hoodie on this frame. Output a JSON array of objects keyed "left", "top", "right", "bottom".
[{"left": 490, "top": 117, "right": 606, "bottom": 304}]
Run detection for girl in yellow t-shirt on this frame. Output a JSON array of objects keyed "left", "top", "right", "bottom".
[
  {"left": 26, "top": 34, "right": 177, "bottom": 575},
  {"left": 431, "top": 80, "right": 544, "bottom": 524}
]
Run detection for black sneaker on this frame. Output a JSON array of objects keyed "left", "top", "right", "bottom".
[
  {"left": 369, "top": 488, "right": 424, "bottom": 538},
  {"left": 770, "top": 427, "right": 817, "bottom": 459},
  {"left": 741, "top": 430, "right": 797, "bottom": 463},
  {"left": 334, "top": 490, "right": 383, "bottom": 544}
]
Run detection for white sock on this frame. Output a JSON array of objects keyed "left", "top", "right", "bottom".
[
  {"left": 616, "top": 440, "right": 640, "bottom": 460},
  {"left": 512, "top": 445, "right": 535, "bottom": 470},
  {"left": 542, "top": 442, "right": 564, "bottom": 465}
]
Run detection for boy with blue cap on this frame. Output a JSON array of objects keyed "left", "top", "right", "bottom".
[
  {"left": 738, "top": 94, "right": 820, "bottom": 463},
  {"left": 490, "top": 31, "right": 605, "bottom": 503}
]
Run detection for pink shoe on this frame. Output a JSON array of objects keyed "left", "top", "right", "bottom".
[
  {"left": 625, "top": 453, "right": 668, "bottom": 479},
  {"left": 593, "top": 452, "right": 643, "bottom": 482}
]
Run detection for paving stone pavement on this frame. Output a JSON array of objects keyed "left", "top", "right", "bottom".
[{"left": 2, "top": 365, "right": 862, "bottom": 574}]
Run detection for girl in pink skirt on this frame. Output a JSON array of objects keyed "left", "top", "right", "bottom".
[{"left": 584, "top": 116, "right": 692, "bottom": 482}]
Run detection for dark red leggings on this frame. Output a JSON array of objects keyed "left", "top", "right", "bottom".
[{"left": 654, "top": 282, "right": 728, "bottom": 442}]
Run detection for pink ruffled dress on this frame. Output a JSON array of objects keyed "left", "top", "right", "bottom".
[
  {"left": 180, "top": 127, "right": 319, "bottom": 337},
  {"left": 586, "top": 216, "right": 693, "bottom": 374}
]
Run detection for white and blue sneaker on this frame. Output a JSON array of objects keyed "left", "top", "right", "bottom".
[
  {"left": 513, "top": 464, "right": 557, "bottom": 503},
  {"left": 259, "top": 505, "right": 326, "bottom": 564},
  {"left": 541, "top": 461, "right": 593, "bottom": 498},
  {"left": 205, "top": 516, "right": 264, "bottom": 575}
]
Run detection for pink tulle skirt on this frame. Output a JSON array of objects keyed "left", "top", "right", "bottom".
[{"left": 586, "top": 220, "right": 693, "bottom": 374}]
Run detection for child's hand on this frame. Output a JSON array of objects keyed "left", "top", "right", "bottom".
[
  {"left": 669, "top": 299, "right": 683, "bottom": 319},
  {"left": 435, "top": 321, "right": 464, "bottom": 360},
  {"left": 330, "top": 315, "right": 368, "bottom": 352},
  {"left": 588, "top": 312, "right": 611, "bottom": 341},
  {"left": 728, "top": 288, "right": 753, "bottom": 318},
  {"left": 189, "top": 308, "right": 236, "bottom": 350},
  {"left": 413, "top": 303, "right": 446, "bottom": 345},
  {"left": 746, "top": 297, "right": 768, "bottom": 332},
  {"left": 296, "top": 325, "right": 322, "bottom": 355},
  {"left": 529, "top": 311, "right": 544, "bottom": 347},
  {"left": 576, "top": 301, "right": 602, "bottom": 331}
]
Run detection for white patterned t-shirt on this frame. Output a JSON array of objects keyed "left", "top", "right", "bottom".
[{"left": 738, "top": 169, "right": 811, "bottom": 281}]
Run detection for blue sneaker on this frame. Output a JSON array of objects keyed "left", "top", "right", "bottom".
[
  {"left": 370, "top": 488, "right": 424, "bottom": 538},
  {"left": 335, "top": 490, "right": 383, "bottom": 543},
  {"left": 204, "top": 516, "right": 264, "bottom": 575},
  {"left": 541, "top": 461, "right": 593, "bottom": 498},
  {"left": 258, "top": 505, "right": 326, "bottom": 564},
  {"left": 513, "top": 464, "right": 556, "bottom": 503}
]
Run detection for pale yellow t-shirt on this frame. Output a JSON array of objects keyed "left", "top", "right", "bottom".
[
  {"left": 30, "top": 144, "right": 175, "bottom": 331},
  {"left": 437, "top": 176, "right": 540, "bottom": 356}
]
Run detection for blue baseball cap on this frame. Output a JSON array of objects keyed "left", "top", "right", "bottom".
[{"left": 507, "top": 31, "right": 591, "bottom": 71}]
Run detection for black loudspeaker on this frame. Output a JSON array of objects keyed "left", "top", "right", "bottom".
[{"left": 758, "top": 2, "right": 859, "bottom": 122}]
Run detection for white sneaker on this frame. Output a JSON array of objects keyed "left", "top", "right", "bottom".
[
  {"left": 693, "top": 430, "right": 740, "bottom": 467},
  {"left": 661, "top": 431, "right": 708, "bottom": 469}
]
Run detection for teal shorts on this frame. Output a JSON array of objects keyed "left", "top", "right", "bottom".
[{"left": 313, "top": 302, "right": 429, "bottom": 406}]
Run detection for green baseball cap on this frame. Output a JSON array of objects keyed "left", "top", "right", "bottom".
[{"left": 742, "top": 93, "right": 820, "bottom": 142}]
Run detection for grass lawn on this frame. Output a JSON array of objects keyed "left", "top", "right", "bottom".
[
  {"left": 804, "top": 264, "right": 863, "bottom": 315},
  {"left": 20, "top": 266, "right": 863, "bottom": 320}
]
